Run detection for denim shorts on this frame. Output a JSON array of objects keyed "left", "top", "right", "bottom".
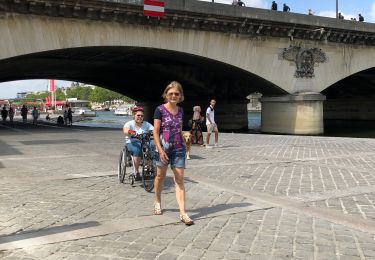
[
  {"left": 126, "top": 141, "right": 142, "bottom": 157},
  {"left": 154, "top": 150, "right": 186, "bottom": 169}
]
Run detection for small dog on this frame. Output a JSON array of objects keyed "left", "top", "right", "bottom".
[{"left": 182, "top": 131, "right": 192, "bottom": 160}]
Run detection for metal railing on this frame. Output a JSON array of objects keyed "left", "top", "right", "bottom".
[{"left": 100, "top": 0, "right": 142, "bottom": 4}]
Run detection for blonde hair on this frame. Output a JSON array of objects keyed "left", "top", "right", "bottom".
[{"left": 162, "top": 81, "right": 184, "bottom": 103}]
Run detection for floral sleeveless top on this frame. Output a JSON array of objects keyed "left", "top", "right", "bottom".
[{"left": 154, "top": 105, "right": 185, "bottom": 154}]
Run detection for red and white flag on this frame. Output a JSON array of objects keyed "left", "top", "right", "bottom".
[
  {"left": 143, "top": 0, "right": 165, "bottom": 17},
  {"left": 48, "top": 80, "right": 55, "bottom": 92}
]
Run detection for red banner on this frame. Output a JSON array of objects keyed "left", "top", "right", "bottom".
[{"left": 49, "top": 80, "right": 55, "bottom": 92}]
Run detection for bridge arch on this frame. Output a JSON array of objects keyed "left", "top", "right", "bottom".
[
  {"left": 3, "top": 2, "right": 375, "bottom": 133},
  {"left": 0, "top": 12, "right": 291, "bottom": 94}
]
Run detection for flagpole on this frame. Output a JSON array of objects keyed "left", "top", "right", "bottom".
[{"left": 336, "top": 0, "right": 338, "bottom": 18}]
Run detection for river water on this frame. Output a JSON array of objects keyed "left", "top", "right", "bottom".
[
  {"left": 75, "top": 111, "right": 262, "bottom": 130},
  {"left": 75, "top": 111, "right": 375, "bottom": 138}
]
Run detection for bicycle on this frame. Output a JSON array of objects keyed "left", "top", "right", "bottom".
[{"left": 118, "top": 131, "right": 156, "bottom": 192}]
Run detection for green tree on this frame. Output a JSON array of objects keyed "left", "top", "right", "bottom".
[
  {"left": 66, "top": 86, "right": 92, "bottom": 100},
  {"left": 24, "top": 92, "right": 49, "bottom": 101},
  {"left": 89, "top": 87, "right": 111, "bottom": 103},
  {"left": 89, "top": 86, "right": 134, "bottom": 103},
  {"left": 54, "top": 88, "right": 66, "bottom": 101}
]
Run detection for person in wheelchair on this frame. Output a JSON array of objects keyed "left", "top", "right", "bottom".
[{"left": 123, "top": 106, "right": 154, "bottom": 181}]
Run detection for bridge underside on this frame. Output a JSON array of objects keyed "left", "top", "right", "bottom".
[
  {"left": 323, "top": 68, "right": 375, "bottom": 99},
  {"left": 323, "top": 68, "right": 375, "bottom": 121},
  {"left": 0, "top": 46, "right": 285, "bottom": 102}
]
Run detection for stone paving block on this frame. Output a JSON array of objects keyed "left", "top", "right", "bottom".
[
  {"left": 156, "top": 253, "right": 179, "bottom": 260},
  {"left": 201, "top": 250, "right": 226, "bottom": 259}
]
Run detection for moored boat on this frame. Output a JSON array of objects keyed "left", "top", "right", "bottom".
[
  {"left": 72, "top": 107, "right": 96, "bottom": 117},
  {"left": 114, "top": 104, "right": 134, "bottom": 116}
]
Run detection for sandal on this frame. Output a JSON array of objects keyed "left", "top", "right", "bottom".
[
  {"left": 154, "top": 202, "right": 162, "bottom": 215},
  {"left": 180, "top": 213, "right": 194, "bottom": 226}
]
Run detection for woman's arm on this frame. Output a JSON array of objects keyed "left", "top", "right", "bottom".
[
  {"left": 123, "top": 125, "right": 135, "bottom": 136},
  {"left": 153, "top": 119, "right": 169, "bottom": 163},
  {"left": 123, "top": 127, "right": 131, "bottom": 135}
]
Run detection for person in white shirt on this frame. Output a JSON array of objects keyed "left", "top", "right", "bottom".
[
  {"left": 123, "top": 106, "right": 154, "bottom": 180},
  {"left": 205, "top": 99, "right": 219, "bottom": 147}
]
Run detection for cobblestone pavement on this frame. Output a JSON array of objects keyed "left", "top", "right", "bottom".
[{"left": 1, "top": 122, "right": 375, "bottom": 259}]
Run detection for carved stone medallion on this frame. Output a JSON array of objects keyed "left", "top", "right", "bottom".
[{"left": 282, "top": 46, "right": 327, "bottom": 78}]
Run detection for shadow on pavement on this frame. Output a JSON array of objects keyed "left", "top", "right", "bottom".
[
  {"left": 164, "top": 202, "right": 254, "bottom": 219},
  {"left": 19, "top": 139, "right": 85, "bottom": 145},
  {"left": 0, "top": 221, "right": 100, "bottom": 244},
  {"left": 0, "top": 140, "right": 23, "bottom": 156},
  {"left": 188, "top": 154, "right": 205, "bottom": 160}
]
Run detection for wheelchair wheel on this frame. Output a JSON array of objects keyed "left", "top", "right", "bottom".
[
  {"left": 118, "top": 148, "right": 131, "bottom": 183},
  {"left": 142, "top": 153, "right": 155, "bottom": 192}
]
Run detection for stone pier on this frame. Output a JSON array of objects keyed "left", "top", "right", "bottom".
[{"left": 261, "top": 92, "right": 326, "bottom": 135}]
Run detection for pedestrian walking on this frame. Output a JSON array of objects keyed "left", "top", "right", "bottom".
[
  {"left": 283, "top": 3, "right": 290, "bottom": 12},
  {"left": 359, "top": 14, "right": 364, "bottom": 22},
  {"left": 67, "top": 108, "right": 73, "bottom": 125},
  {"left": 271, "top": 1, "right": 277, "bottom": 11},
  {"left": 153, "top": 81, "right": 194, "bottom": 226},
  {"left": 1, "top": 106, "right": 8, "bottom": 124},
  {"left": 190, "top": 106, "right": 204, "bottom": 145},
  {"left": 205, "top": 99, "right": 219, "bottom": 148},
  {"left": 8, "top": 106, "right": 14, "bottom": 124},
  {"left": 32, "top": 106, "right": 39, "bottom": 125},
  {"left": 21, "top": 105, "right": 28, "bottom": 123},
  {"left": 63, "top": 109, "right": 68, "bottom": 126}
]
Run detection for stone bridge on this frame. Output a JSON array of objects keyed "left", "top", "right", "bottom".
[{"left": 1, "top": 0, "right": 375, "bottom": 133}]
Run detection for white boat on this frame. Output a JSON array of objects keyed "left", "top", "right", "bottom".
[
  {"left": 72, "top": 107, "right": 96, "bottom": 117},
  {"left": 114, "top": 105, "right": 134, "bottom": 116}
]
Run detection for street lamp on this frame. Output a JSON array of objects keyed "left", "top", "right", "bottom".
[{"left": 336, "top": 0, "right": 338, "bottom": 18}]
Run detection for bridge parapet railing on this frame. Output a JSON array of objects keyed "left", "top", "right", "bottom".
[
  {"left": 3, "top": 0, "right": 375, "bottom": 46},
  {"left": 100, "top": 0, "right": 142, "bottom": 5}
]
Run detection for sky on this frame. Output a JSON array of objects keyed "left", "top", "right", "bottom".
[{"left": 1, "top": 0, "right": 374, "bottom": 99}]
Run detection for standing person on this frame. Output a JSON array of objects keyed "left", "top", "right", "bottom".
[
  {"left": 205, "top": 99, "right": 219, "bottom": 148},
  {"left": 271, "top": 1, "right": 277, "bottom": 11},
  {"left": 32, "top": 106, "right": 39, "bottom": 125},
  {"left": 190, "top": 106, "right": 204, "bottom": 145},
  {"left": 63, "top": 109, "right": 68, "bottom": 126},
  {"left": 283, "top": 3, "right": 290, "bottom": 12},
  {"left": 1, "top": 106, "right": 8, "bottom": 124},
  {"left": 237, "top": 0, "right": 245, "bottom": 6},
  {"left": 359, "top": 14, "right": 364, "bottom": 22},
  {"left": 8, "top": 106, "right": 14, "bottom": 124},
  {"left": 308, "top": 9, "right": 313, "bottom": 15},
  {"left": 123, "top": 106, "right": 154, "bottom": 181},
  {"left": 21, "top": 105, "right": 28, "bottom": 123},
  {"left": 153, "top": 81, "right": 194, "bottom": 226},
  {"left": 67, "top": 108, "right": 73, "bottom": 125}
]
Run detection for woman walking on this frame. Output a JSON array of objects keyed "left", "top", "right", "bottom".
[
  {"left": 153, "top": 81, "right": 194, "bottom": 225},
  {"left": 190, "top": 105, "right": 204, "bottom": 145}
]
